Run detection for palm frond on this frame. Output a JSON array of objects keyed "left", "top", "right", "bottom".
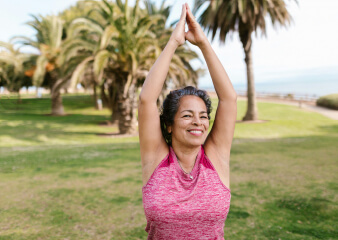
[
  {"left": 68, "top": 17, "right": 104, "bottom": 37},
  {"left": 100, "top": 25, "right": 119, "bottom": 50},
  {"left": 33, "top": 55, "right": 48, "bottom": 86},
  {"left": 93, "top": 49, "right": 112, "bottom": 77},
  {"left": 70, "top": 56, "right": 95, "bottom": 90},
  {"left": 195, "top": 0, "right": 296, "bottom": 43}
]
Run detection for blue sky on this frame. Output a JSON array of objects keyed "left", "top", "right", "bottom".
[{"left": 0, "top": 0, "right": 337, "bottom": 88}]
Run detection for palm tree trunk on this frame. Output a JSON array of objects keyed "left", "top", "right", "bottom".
[
  {"left": 49, "top": 72, "right": 71, "bottom": 116},
  {"left": 93, "top": 82, "right": 99, "bottom": 109},
  {"left": 100, "top": 84, "right": 109, "bottom": 108},
  {"left": 117, "top": 83, "right": 137, "bottom": 134},
  {"left": 17, "top": 91, "right": 22, "bottom": 104},
  {"left": 242, "top": 40, "right": 258, "bottom": 121},
  {"left": 111, "top": 87, "right": 120, "bottom": 124},
  {"left": 51, "top": 87, "right": 64, "bottom": 115}
]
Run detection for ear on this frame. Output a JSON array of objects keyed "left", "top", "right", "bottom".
[{"left": 167, "top": 125, "right": 172, "bottom": 134}]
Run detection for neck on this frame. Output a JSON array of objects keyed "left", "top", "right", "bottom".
[{"left": 171, "top": 141, "right": 200, "bottom": 172}]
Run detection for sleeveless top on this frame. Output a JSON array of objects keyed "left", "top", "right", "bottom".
[{"left": 142, "top": 145, "right": 231, "bottom": 239}]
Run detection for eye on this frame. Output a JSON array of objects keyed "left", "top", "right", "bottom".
[
  {"left": 201, "top": 116, "right": 208, "bottom": 119},
  {"left": 183, "top": 115, "right": 192, "bottom": 118}
]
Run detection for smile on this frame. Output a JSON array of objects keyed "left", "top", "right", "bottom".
[{"left": 187, "top": 130, "right": 203, "bottom": 136}]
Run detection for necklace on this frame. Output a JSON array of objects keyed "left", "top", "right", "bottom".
[{"left": 176, "top": 154, "right": 198, "bottom": 180}]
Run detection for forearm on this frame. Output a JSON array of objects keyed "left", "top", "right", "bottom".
[
  {"left": 200, "top": 41, "right": 237, "bottom": 101},
  {"left": 139, "top": 40, "right": 178, "bottom": 103}
]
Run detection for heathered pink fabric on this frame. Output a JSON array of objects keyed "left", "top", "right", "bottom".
[{"left": 142, "top": 144, "right": 231, "bottom": 239}]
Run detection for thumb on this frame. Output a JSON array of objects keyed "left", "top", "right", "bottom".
[{"left": 185, "top": 31, "right": 192, "bottom": 41}]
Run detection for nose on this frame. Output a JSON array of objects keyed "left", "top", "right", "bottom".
[{"left": 192, "top": 116, "right": 201, "bottom": 125}]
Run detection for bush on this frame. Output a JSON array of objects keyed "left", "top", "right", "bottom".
[{"left": 316, "top": 94, "right": 338, "bottom": 110}]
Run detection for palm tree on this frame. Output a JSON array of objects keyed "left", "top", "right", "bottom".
[
  {"left": 194, "top": 0, "right": 295, "bottom": 120},
  {"left": 64, "top": 0, "right": 162, "bottom": 133},
  {"left": 63, "top": 17, "right": 117, "bottom": 110},
  {"left": 105, "top": 0, "right": 201, "bottom": 133},
  {"left": 15, "top": 15, "right": 75, "bottom": 115},
  {"left": 64, "top": 0, "right": 201, "bottom": 134},
  {"left": 0, "top": 41, "right": 33, "bottom": 100},
  {"left": 63, "top": 0, "right": 138, "bottom": 131}
]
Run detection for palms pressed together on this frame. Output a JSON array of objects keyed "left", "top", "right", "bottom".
[{"left": 171, "top": 3, "right": 208, "bottom": 48}]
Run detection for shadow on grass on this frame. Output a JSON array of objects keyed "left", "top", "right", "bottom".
[
  {"left": 227, "top": 205, "right": 250, "bottom": 220},
  {"left": 317, "top": 124, "right": 338, "bottom": 134},
  {"left": 0, "top": 95, "right": 97, "bottom": 113},
  {"left": 0, "top": 112, "right": 109, "bottom": 124},
  {"left": 260, "top": 196, "right": 337, "bottom": 239}
]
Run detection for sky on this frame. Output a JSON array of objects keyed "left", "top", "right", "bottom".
[{"left": 0, "top": 0, "right": 337, "bottom": 91}]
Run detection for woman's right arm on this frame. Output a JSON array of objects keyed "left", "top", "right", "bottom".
[{"left": 138, "top": 4, "right": 186, "bottom": 167}]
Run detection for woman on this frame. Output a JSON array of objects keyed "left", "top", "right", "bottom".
[{"left": 138, "top": 3, "right": 237, "bottom": 239}]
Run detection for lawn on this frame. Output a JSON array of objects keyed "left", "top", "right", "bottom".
[{"left": 0, "top": 94, "right": 337, "bottom": 239}]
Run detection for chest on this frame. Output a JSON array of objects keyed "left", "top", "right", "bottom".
[{"left": 142, "top": 169, "right": 231, "bottom": 224}]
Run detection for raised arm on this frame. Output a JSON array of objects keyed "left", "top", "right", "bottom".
[
  {"left": 138, "top": 5, "right": 187, "bottom": 168},
  {"left": 185, "top": 4, "right": 237, "bottom": 163}
]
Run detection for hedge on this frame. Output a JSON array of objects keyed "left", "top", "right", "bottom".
[{"left": 316, "top": 93, "right": 338, "bottom": 110}]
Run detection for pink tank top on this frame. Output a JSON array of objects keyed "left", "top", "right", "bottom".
[{"left": 142, "top": 144, "right": 231, "bottom": 239}]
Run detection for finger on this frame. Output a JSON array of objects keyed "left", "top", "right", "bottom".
[
  {"left": 179, "top": 4, "right": 186, "bottom": 21},
  {"left": 184, "top": 31, "right": 190, "bottom": 40},
  {"left": 185, "top": 3, "right": 195, "bottom": 22}
]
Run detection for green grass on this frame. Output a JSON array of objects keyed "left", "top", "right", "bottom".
[
  {"left": 0, "top": 94, "right": 337, "bottom": 239},
  {"left": 0, "top": 94, "right": 138, "bottom": 147}
]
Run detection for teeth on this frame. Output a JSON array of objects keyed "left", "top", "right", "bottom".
[{"left": 190, "top": 131, "right": 202, "bottom": 134}]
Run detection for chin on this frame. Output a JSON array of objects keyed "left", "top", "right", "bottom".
[{"left": 188, "top": 139, "right": 205, "bottom": 147}]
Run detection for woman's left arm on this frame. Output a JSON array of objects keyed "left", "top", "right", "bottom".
[
  {"left": 185, "top": 4, "right": 237, "bottom": 158},
  {"left": 200, "top": 40, "right": 237, "bottom": 156}
]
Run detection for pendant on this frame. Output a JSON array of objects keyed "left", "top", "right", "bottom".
[{"left": 190, "top": 175, "right": 193, "bottom": 179}]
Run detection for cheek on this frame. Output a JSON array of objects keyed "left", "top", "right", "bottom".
[
  {"left": 204, "top": 120, "right": 210, "bottom": 129},
  {"left": 173, "top": 120, "right": 188, "bottom": 132},
  {"left": 178, "top": 119, "right": 190, "bottom": 127}
]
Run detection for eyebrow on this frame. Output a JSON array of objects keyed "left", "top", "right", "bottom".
[{"left": 180, "top": 110, "right": 208, "bottom": 114}]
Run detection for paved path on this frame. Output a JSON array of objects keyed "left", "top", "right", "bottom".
[{"left": 299, "top": 104, "right": 338, "bottom": 120}]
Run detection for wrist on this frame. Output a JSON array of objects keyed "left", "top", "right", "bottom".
[
  {"left": 168, "top": 38, "right": 180, "bottom": 49},
  {"left": 198, "top": 38, "right": 210, "bottom": 51}
]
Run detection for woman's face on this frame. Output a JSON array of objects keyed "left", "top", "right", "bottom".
[{"left": 168, "top": 95, "right": 210, "bottom": 147}]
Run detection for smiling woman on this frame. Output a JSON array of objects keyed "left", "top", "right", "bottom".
[
  {"left": 160, "top": 87, "right": 212, "bottom": 147},
  {"left": 138, "top": 3, "right": 237, "bottom": 239}
]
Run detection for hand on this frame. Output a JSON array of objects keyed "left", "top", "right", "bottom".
[
  {"left": 184, "top": 3, "right": 208, "bottom": 48},
  {"left": 169, "top": 4, "right": 187, "bottom": 47}
]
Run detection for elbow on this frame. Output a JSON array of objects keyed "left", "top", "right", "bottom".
[
  {"left": 227, "top": 92, "right": 238, "bottom": 101},
  {"left": 219, "top": 93, "right": 237, "bottom": 104},
  {"left": 231, "top": 91, "right": 238, "bottom": 102},
  {"left": 231, "top": 92, "right": 237, "bottom": 101},
  {"left": 138, "top": 89, "right": 146, "bottom": 103},
  {"left": 138, "top": 93, "right": 152, "bottom": 105},
  {"left": 138, "top": 94, "right": 145, "bottom": 106},
  {"left": 138, "top": 93, "right": 143, "bottom": 102}
]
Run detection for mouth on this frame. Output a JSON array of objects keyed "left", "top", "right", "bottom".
[{"left": 187, "top": 130, "right": 203, "bottom": 136}]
